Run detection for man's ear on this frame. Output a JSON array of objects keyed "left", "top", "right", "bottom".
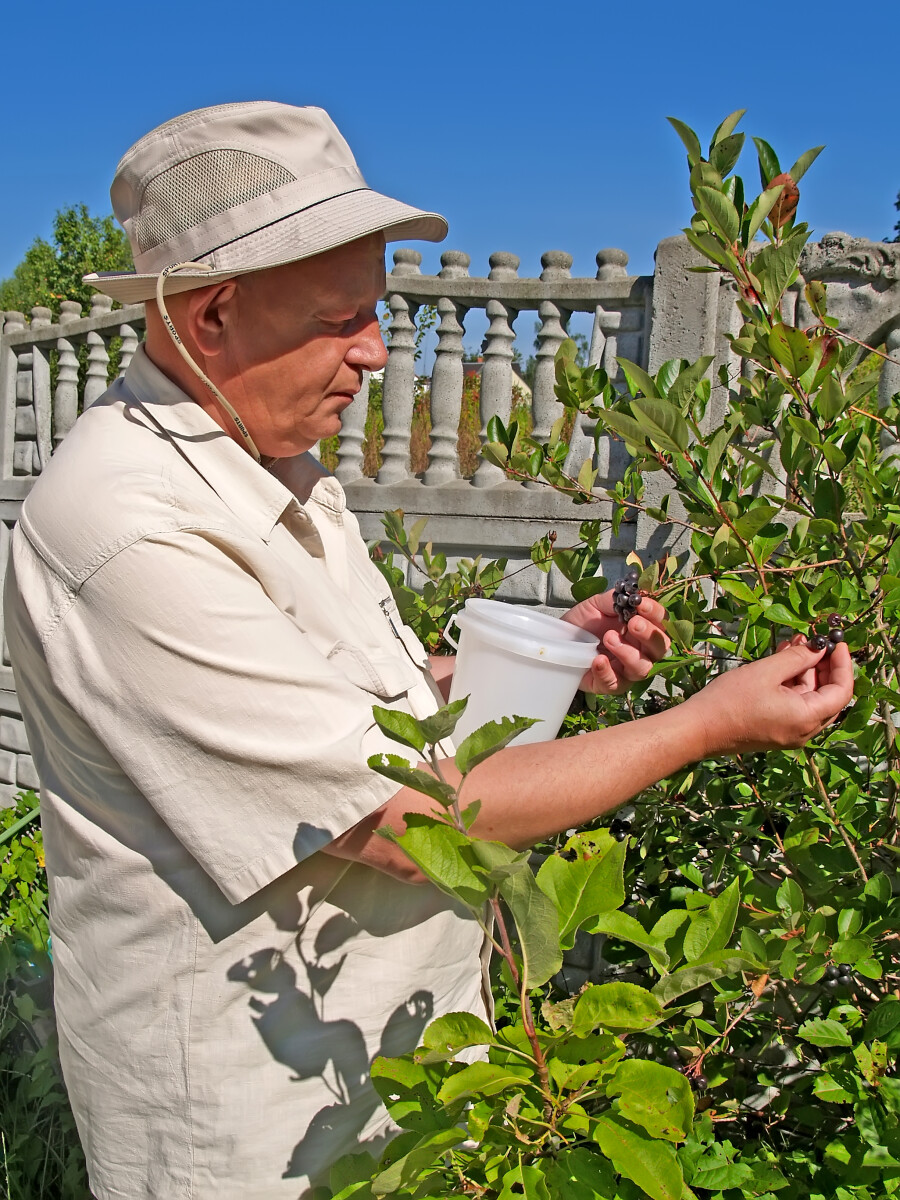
[{"left": 185, "top": 281, "right": 238, "bottom": 357}]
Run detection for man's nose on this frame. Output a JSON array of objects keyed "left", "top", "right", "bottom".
[{"left": 348, "top": 317, "right": 388, "bottom": 373}]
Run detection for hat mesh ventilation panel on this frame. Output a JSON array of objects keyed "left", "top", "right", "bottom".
[{"left": 133, "top": 150, "right": 296, "bottom": 253}]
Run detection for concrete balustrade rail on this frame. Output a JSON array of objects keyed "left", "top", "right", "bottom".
[{"left": 1, "top": 232, "right": 899, "bottom": 805}]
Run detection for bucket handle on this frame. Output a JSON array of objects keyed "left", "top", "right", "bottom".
[{"left": 442, "top": 611, "right": 461, "bottom": 650}]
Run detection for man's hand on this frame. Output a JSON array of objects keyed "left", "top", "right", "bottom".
[
  {"left": 562, "top": 589, "right": 671, "bottom": 694},
  {"left": 685, "top": 637, "right": 854, "bottom": 756}
]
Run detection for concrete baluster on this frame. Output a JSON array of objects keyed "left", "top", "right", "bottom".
[
  {"left": 10, "top": 311, "right": 36, "bottom": 476},
  {"left": 377, "top": 249, "right": 421, "bottom": 485},
  {"left": 424, "top": 251, "right": 469, "bottom": 485},
  {"left": 334, "top": 371, "right": 369, "bottom": 484},
  {"left": 0, "top": 314, "right": 26, "bottom": 479},
  {"left": 472, "top": 252, "right": 518, "bottom": 487},
  {"left": 118, "top": 323, "right": 139, "bottom": 377},
  {"left": 55, "top": 301, "right": 82, "bottom": 446},
  {"left": 879, "top": 326, "right": 900, "bottom": 463},
  {"left": 29, "top": 307, "right": 53, "bottom": 473},
  {"left": 523, "top": 252, "right": 572, "bottom": 489},
  {"left": 84, "top": 294, "right": 112, "bottom": 408}
]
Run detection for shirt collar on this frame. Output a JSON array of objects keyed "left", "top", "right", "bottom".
[{"left": 120, "top": 345, "right": 342, "bottom": 542}]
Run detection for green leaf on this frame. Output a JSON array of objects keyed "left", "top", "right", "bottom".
[
  {"left": 865, "top": 997, "right": 900, "bottom": 1041},
  {"left": 417, "top": 699, "right": 469, "bottom": 747},
  {"left": 818, "top": 375, "right": 847, "bottom": 423},
  {"left": 709, "top": 132, "right": 745, "bottom": 179},
  {"left": 768, "top": 323, "right": 814, "bottom": 377},
  {"left": 631, "top": 398, "right": 691, "bottom": 455},
  {"left": 499, "top": 864, "right": 564, "bottom": 989},
  {"left": 497, "top": 1163, "right": 551, "bottom": 1200},
  {"left": 606, "top": 1059, "right": 694, "bottom": 1141},
  {"left": 683, "top": 878, "right": 741, "bottom": 962},
  {"left": 755, "top": 232, "right": 808, "bottom": 308},
  {"left": 592, "top": 910, "right": 669, "bottom": 970},
  {"left": 481, "top": 442, "right": 509, "bottom": 470},
  {"left": 616, "top": 356, "right": 660, "bottom": 400},
  {"left": 536, "top": 833, "right": 626, "bottom": 950},
  {"left": 455, "top": 715, "right": 538, "bottom": 776},
  {"left": 597, "top": 409, "right": 652, "bottom": 450},
  {"left": 594, "top": 1113, "right": 684, "bottom": 1200},
  {"left": 732, "top": 504, "right": 780, "bottom": 540},
  {"left": 372, "top": 705, "right": 426, "bottom": 754},
  {"left": 745, "top": 184, "right": 785, "bottom": 243},
  {"left": 436, "top": 1060, "right": 532, "bottom": 1105},
  {"left": 573, "top": 982, "right": 665, "bottom": 1035},
  {"left": 788, "top": 145, "right": 824, "bottom": 182},
  {"left": 799, "top": 1018, "right": 853, "bottom": 1048},
  {"left": 667, "top": 117, "right": 703, "bottom": 166},
  {"left": 394, "top": 817, "right": 490, "bottom": 907},
  {"left": 666, "top": 356, "right": 715, "bottom": 408},
  {"left": 415, "top": 1012, "right": 495, "bottom": 1064},
  {"left": 370, "top": 1126, "right": 466, "bottom": 1194},
  {"left": 696, "top": 186, "right": 740, "bottom": 244},
  {"left": 571, "top": 574, "right": 608, "bottom": 603},
  {"left": 763, "top": 602, "right": 808, "bottom": 632},
  {"left": 711, "top": 108, "right": 746, "bottom": 147},
  {"left": 753, "top": 137, "right": 781, "bottom": 187},
  {"left": 367, "top": 754, "right": 456, "bottom": 808},
  {"left": 652, "top": 953, "right": 756, "bottom": 1005}
]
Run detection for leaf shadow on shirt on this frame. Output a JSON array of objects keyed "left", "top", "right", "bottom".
[{"left": 225, "top": 822, "right": 451, "bottom": 1194}]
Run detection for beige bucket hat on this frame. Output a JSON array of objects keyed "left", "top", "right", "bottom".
[{"left": 83, "top": 100, "right": 448, "bottom": 304}]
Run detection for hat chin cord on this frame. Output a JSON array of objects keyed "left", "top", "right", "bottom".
[{"left": 155, "top": 262, "right": 263, "bottom": 462}]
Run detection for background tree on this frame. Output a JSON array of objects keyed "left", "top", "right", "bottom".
[
  {"left": 891, "top": 190, "right": 900, "bottom": 242},
  {"left": 0, "top": 205, "right": 131, "bottom": 317}
]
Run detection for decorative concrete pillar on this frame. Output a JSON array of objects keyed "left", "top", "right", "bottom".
[
  {"left": 472, "top": 252, "right": 518, "bottom": 487},
  {"left": 29, "top": 308, "right": 52, "bottom": 473},
  {"left": 84, "top": 294, "right": 112, "bottom": 408},
  {"left": 334, "top": 372, "right": 369, "bottom": 484},
  {"left": 424, "top": 251, "right": 469, "bottom": 486},
  {"left": 55, "top": 301, "right": 82, "bottom": 446},
  {"left": 118, "top": 323, "right": 139, "bottom": 377},
  {"left": 377, "top": 249, "right": 421, "bottom": 484}
]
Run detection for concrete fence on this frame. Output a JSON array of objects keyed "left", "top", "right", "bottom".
[{"left": 0, "top": 232, "right": 899, "bottom": 801}]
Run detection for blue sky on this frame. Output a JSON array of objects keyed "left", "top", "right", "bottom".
[{"left": 1, "top": 0, "right": 897, "bottom": 292}]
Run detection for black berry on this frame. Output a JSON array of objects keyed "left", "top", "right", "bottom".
[
  {"left": 827, "top": 613, "right": 842, "bottom": 627},
  {"left": 665, "top": 1047, "right": 682, "bottom": 1066},
  {"left": 824, "top": 964, "right": 839, "bottom": 980},
  {"left": 808, "top": 635, "right": 828, "bottom": 651},
  {"left": 828, "top": 628, "right": 844, "bottom": 644}
]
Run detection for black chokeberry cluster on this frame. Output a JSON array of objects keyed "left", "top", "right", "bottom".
[
  {"left": 807, "top": 613, "right": 845, "bottom": 656},
  {"left": 612, "top": 567, "right": 644, "bottom": 626},
  {"left": 823, "top": 963, "right": 855, "bottom": 992},
  {"left": 609, "top": 816, "right": 632, "bottom": 842}
]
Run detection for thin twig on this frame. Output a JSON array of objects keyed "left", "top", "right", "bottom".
[{"left": 803, "top": 751, "right": 869, "bottom": 882}]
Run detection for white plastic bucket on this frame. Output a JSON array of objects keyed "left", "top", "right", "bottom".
[{"left": 445, "top": 598, "right": 598, "bottom": 746}]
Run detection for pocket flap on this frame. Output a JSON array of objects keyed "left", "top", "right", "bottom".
[{"left": 327, "top": 641, "right": 419, "bottom": 700}]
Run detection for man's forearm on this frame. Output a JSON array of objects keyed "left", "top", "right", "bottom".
[{"left": 325, "top": 704, "right": 710, "bottom": 879}]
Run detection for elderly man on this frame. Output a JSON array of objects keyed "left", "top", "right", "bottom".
[{"left": 4, "top": 101, "right": 852, "bottom": 1199}]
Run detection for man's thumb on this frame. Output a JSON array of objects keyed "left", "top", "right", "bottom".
[{"left": 767, "top": 641, "right": 824, "bottom": 681}]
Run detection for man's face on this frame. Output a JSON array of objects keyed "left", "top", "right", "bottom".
[{"left": 214, "top": 234, "right": 388, "bottom": 458}]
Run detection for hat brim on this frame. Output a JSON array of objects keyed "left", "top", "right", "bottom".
[{"left": 84, "top": 188, "right": 448, "bottom": 304}]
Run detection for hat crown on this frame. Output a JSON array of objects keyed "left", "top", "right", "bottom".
[{"left": 111, "top": 102, "right": 367, "bottom": 271}]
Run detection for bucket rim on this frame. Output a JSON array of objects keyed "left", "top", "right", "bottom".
[{"left": 453, "top": 604, "right": 599, "bottom": 668}]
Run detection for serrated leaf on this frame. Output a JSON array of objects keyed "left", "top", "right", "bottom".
[
  {"left": 455, "top": 715, "right": 538, "bottom": 775},
  {"left": 499, "top": 864, "right": 563, "bottom": 989},
  {"left": 799, "top": 1018, "right": 852, "bottom": 1048},
  {"left": 574, "top": 982, "right": 665, "bottom": 1035},
  {"left": 537, "top": 835, "right": 626, "bottom": 950},
  {"left": 592, "top": 910, "right": 669, "bottom": 970},
  {"left": 594, "top": 1113, "right": 684, "bottom": 1200},
  {"left": 607, "top": 1059, "right": 694, "bottom": 1141},
  {"left": 394, "top": 816, "right": 490, "bottom": 907},
  {"left": 683, "top": 878, "right": 740, "bottom": 962},
  {"left": 436, "top": 1061, "right": 532, "bottom": 1105},
  {"left": 371, "top": 1126, "right": 467, "bottom": 1193},
  {"left": 417, "top": 698, "right": 468, "bottom": 747},
  {"left": 367, "top": 754, "right": 456, "bottom": 807},
  {"left": 414, "top": 1011, "right": 495, "bottom": 1064},
  {"left": 652, "top": 954, "right": 756, "bottom": 1005},
  {"left": 372, "top": 705, "right": 426, "bottom": 753}
]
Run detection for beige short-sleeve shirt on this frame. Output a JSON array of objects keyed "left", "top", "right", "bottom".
[{"left": 5, "top": 347, "right": 487, "bottom": 1199}]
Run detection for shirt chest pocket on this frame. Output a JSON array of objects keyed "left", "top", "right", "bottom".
[{"left": 326, "top": 639, "right": 420, "bottom": 701}]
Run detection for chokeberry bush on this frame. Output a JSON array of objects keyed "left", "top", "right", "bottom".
[{"left": 339, "top": 113, "right": 900, "bottom": 1199}]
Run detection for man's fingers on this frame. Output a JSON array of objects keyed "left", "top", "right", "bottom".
[
  {"left": 622, "top": 614, "right": 671, "bottom": 662},
  {"left": 602, "top": 629, "right": 654, "bottom": 680},
  {"left": 634, "top": 595, "right": 667, "bottom": 626}
]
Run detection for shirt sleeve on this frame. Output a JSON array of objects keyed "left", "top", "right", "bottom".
[{"left": 36, "top": 526, "right": 412, "bottom": 904}]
